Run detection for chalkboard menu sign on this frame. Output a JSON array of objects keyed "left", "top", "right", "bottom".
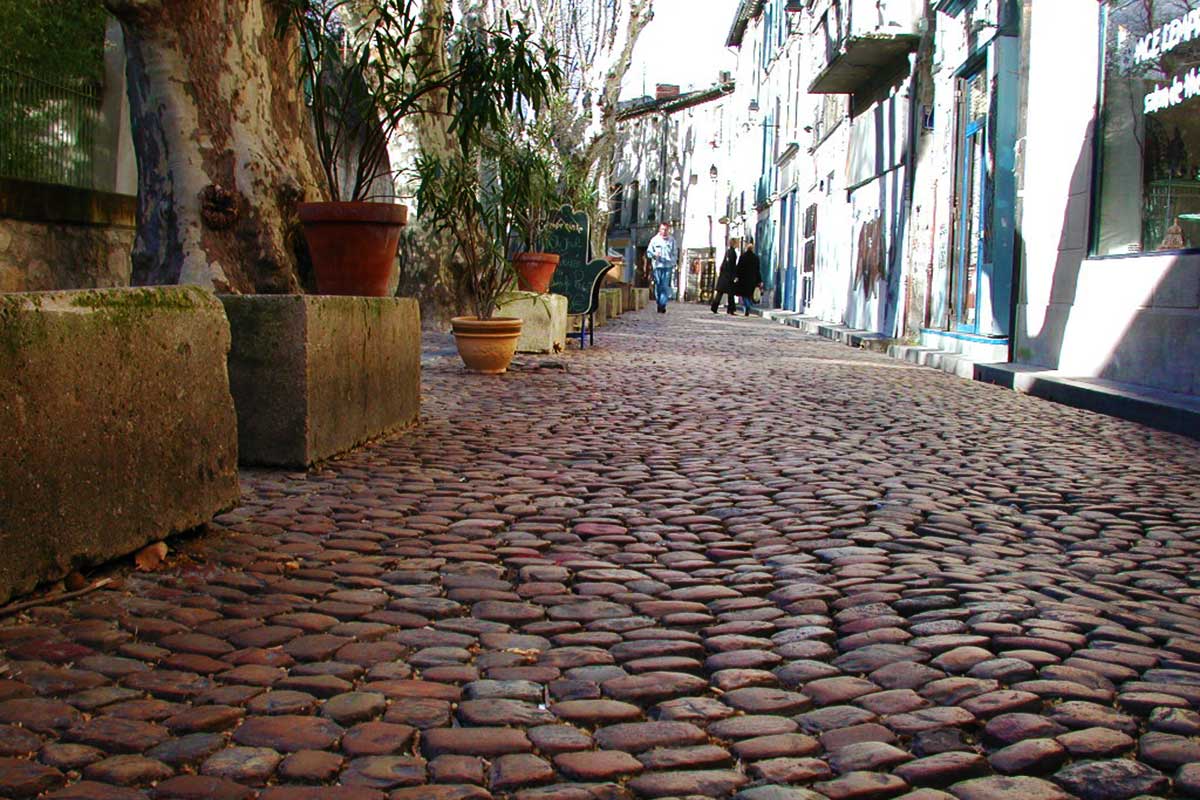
[
  {"left": 545, "top": 205, "right": 608, "bottom": 314},
  {"left": 544, "top": 205, "right": 590, "bottom": 266}
]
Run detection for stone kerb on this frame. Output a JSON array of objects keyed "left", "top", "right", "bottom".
[
  {"left": 496, "top": 292, "right": 568, "bottom": 354},
  {"left": 221, "top": 295, "right": 420, "bottom": 468},
  {"left": 0, "top": 287, "right": 240, "bottom": 603}
]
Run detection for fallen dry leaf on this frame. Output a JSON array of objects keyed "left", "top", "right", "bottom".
[{"left": 134, "top": 541, "right": 169, "bottom": 571}]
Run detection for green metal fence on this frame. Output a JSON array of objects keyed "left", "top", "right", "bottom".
[{"left": 0, "top": 65, "right": 100, "bottom": 189}]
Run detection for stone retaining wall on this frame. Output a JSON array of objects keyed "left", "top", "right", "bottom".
[{"left": 0, "top": 179, "right": 135, "bottom": 292}]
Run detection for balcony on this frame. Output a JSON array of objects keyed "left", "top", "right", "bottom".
[
  {"left": 755, "top": 174, "right": 773, "bottom": 209},
  {"left": 808, "top": 0, "right": 922, "bottom": 95}
]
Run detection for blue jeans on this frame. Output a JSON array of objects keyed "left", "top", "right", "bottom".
[{"left": 653, "top": 267, "right": 672, "bottom": 307}]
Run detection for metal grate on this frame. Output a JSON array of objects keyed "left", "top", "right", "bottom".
[{"left": 0, "top": 66, "right": 100, "bottom": 189}]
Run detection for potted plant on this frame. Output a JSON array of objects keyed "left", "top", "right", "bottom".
[
  {"left": 500, "top": 122, "right": 561, "bottom": 293},
  {"left": 276, "top": 0, "right": 560, "bottom": 297},
  {"left": 413, "top": 141, "right": 523, "bottom": 373}
]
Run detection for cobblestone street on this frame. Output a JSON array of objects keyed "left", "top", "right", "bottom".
[{"left": 3, "top": 302, "right": 1200, "bottom": 800}]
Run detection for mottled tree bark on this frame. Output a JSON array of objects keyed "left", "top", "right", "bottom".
[{"left": 106, "top": 0, "right": 325, "bottom": 293}]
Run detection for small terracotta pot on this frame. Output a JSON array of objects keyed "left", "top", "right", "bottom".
[
  {"left": 298, "top": 201, "right": 407, "bottom": 297},
  {"left": 513, "top": 252, "right": 561, "bottom": 293},
  {"left": 450, "top": 316, "right": 524, "bottom": 373}
]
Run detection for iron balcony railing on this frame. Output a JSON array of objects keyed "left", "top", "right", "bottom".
[{"left": 0, "top": 65, "right": 101, "bottom": 189}]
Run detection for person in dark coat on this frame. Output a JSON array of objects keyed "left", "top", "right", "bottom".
[
  {"left": 710, "top": 245, "right": 739, "bottom": 314},
  {"left": 733, "top": 239, "right": 761, "bottom": 316}
]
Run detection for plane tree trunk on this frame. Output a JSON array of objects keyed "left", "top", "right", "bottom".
[{"left": 106, "top": 0, "right": 325, "bottom": 292}]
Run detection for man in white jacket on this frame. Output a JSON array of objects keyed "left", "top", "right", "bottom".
[{"left": 647, "top": 222, "right": 677, "bottom": 313}]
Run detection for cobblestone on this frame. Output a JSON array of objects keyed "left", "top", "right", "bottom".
[{"left": 2, "top": 305, "right": 1199, "bottom": 797}]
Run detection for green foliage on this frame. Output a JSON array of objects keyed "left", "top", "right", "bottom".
[
  {"left": 0, "top": 0, "right": 108, "bottom": 81},
  {"left": 275, "top": 0, "right": 564, "bottom": 202},
  {"left": 413, "top": 147, "right": 514, "bottom": 320},
  {"left": 498, "top": 119, "right": 559, "bottom": 254},
  {"left": 0, "top": 0, "right": 108, "bottom": 186}
]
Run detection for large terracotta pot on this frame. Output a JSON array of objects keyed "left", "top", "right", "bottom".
[
  {"left": 513, "top": 252, "right": 561, "bottom": 293},
  {"left": 298, "top": 201, "right": 407, "bottom": 296},
  {"left": 450, "top": 316, "right": 523, "bottom": 374}
]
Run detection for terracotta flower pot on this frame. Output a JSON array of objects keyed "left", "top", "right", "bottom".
[
  {"left": 450, "top": 316, "right": 524, "bottom": 373},
  {"left": 513, "top": 252, "right": 561, "bottom": 294},
  {"left": 298, "top": 201, "right": 407, "bottom": 296}
]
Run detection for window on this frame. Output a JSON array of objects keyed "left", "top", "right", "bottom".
[
  {"left": 610, "top": 184, "right": 624, "bottom": 227},
  {"left": 629, "top": 181, "right": 640, "bottom": 226},
  {"left": 1096, "top": 2, "right": 1200, "bottom": 254},
  {"left": 648, "top": 179, "right": 658, "bottom": 222}
]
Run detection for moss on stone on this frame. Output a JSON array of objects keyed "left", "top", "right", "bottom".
[{"left": 0, "top": 293, "right": 47, "bottom": 357}]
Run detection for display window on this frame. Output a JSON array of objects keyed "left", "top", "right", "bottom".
[{"left": 1097, "top": 1, "right": 1200, "bottom": 255}]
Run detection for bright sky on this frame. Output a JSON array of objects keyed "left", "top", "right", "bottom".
[{"left": 620, "top": 0, "right": 741, "bottom": 100}]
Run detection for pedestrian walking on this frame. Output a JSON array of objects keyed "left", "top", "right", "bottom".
[
  {"left": 647, "top": 221, "right": 677, "bottom": 313},
  {"left": 734, "top": 238, "right": 761, "bottom": 316},
  {"left": 710, "top": 244, "right": 739, "bottom": 315}
]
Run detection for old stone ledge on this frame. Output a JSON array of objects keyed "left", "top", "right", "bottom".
[
  {"left": 220, "top": 294, "right": 421, "bottom": 468},
  {"left": 0, "top": 286, "right": 240, "bottom": 603}
]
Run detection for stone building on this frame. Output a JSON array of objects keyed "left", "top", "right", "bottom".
[
  {"left": 712, "top": 0, "right": 1199, "bottom": 405},
  {"left": 608, "top": 82, "right": 734, "bottom": 300}
]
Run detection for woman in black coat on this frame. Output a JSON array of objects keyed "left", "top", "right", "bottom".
[
  {"left": 733, "top": 240, "right": 761, "bottom": 316},
  {"left": 710, "top": 246, "right": 739, "bottom": 314}
]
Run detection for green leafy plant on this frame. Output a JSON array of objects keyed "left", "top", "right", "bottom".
[
  {"left": 413, "top": 146, "right": 513, "bottom": 320},
  {"left": 499, "top": 124, "right": 558, "bottom": 254},
  {"left": 275, "top": 1, "right": 562, "bottom": 203},
  {"left": 407, "top": 14, "right": 563, "bottom": 320}
]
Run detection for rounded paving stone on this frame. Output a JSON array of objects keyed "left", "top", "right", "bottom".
[
  {"left": 84, "top": 754, "right": 174, "bottom": 786},
  {"left": 341, "top": 755, "right": 428, "bottom": 789},
  {"left": 627, "top": 769, "right": 749, "bottom": 798},
  {"left": 949, "top": 776, "right": 1072, "bottom": 800},
  {"left": 1051, "top": 759, "right": 1170, "bottom": 800},
  {"left": 232, "top": 715, "right": 343, "bottom": 752},
  {"left": 593, "top": 721, "right": 708, "bottom": 752},
  {"left": 200, "top": 746, "right": 281, "bottom": 785},
  {"left": 278, "top": 749, "right": 344, "bottom": 782},
  {"left": 42, "top": 781, "right": 149, "bottom": 800},
  {"left": 554, "top": 749, "right": 645, "bottom": 781},
  {"left": 489, "top": 753, "right": 555, "bottom": 791},
  {"left": 0, "top": 756, "right": 66, "bottom": 797}
]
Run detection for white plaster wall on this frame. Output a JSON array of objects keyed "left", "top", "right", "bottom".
[
  {"left": 1015, "top": 0, "right": 1099, "bottom": 369},
  {"left": 1016, "top": 0, "right": 1200, "bottom": 396}
]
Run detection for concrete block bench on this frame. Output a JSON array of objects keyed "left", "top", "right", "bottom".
[
  {"left": 495, "top": 292, "right": 568, "bottom": 353},
  {"left": 600, "top": 288, "right": 623, "bottom": 319},
  {"left": 0, "top": 287, "right": 240, "bottom": 603},
  {"left": 221, "top": 295, "right": 420, "bottom": 468},
  {"left": 632, "top": 287, "right": 651, "bottom": 310}
]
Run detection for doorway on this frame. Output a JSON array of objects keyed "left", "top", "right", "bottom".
[{"left": 950, "top": 63, "right": 991, "bottom": 334}]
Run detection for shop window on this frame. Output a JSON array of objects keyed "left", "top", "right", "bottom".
[{"left": 1097, "top": 2, "right": 1200, "bottom": 254}]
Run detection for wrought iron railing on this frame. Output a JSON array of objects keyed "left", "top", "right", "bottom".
[{"left": 0, "top": 66, "right": 101, "bottom": 189}]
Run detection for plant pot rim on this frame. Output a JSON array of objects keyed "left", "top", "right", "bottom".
[
  {"left": 513, "top": 252, "right": 561, "bottom": 261},
  {"left": 298, "top": 201, "right": 408, "bottom": 225},
  {"left": 451, "top": 316, "right": 523, "bottom": 323}
]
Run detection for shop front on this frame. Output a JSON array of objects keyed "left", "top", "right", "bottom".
[{"left": 1014, "top": 0, "right": 1200, "bottom": 397}]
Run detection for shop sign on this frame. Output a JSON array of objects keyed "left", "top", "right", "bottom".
[
  {"left": 1144, "top": 67, "right": 1200, "bottom": 114},
  {"left": 1134, "top": 9, "right": 1200, "bottom": 114},
  {"left": 1133, "top": 10, "right": 1200, "bottom": 65}
]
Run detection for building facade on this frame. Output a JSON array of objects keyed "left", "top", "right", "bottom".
[
  {"left": 702, "top": 0, "right": 1200, "bottom": 400},
  {"left": 609, "top": 83, "right": 734, "bottom": 300}
]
